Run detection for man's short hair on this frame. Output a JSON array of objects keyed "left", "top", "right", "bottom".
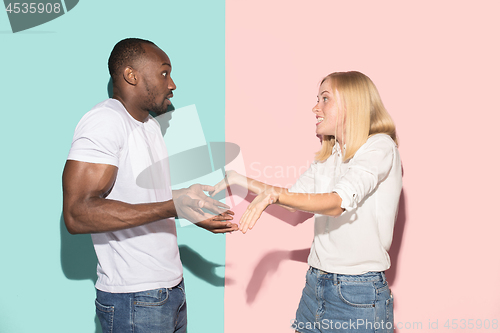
[{"left": 108, "top": 38, "right": 156, "bottom": 83}]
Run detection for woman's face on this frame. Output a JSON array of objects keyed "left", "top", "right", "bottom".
[{"left": 312, "top": 79, "right": 344, "bottom": 141}]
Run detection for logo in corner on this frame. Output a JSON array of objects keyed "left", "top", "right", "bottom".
[{"left": 4, "top": 0, "right": 78, "bottom": 33}]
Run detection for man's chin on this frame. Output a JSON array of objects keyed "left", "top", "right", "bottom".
[
  {"left": 149, "top": 106, "right": 170, "bottom": 116},
  {"left": 148, "top": 99, "right": 173, "bottom": 116},
  {"left": 152, "top": 109, "right": 168, "bottom": 116}
]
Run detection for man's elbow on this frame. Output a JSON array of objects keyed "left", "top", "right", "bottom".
[{"left": 63, "top": 209, "right": 85, "bottom": 235}]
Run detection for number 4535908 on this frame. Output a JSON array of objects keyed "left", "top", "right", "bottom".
[
  {"left": 444, "top": 319, "right": 498, "bottom": 330},
  {"left": 5, "top": 3, "right": 61, "bottom": 14}
]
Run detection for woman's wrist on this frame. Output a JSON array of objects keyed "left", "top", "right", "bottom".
[
  {"left": 275, "top": 188, "right": 289, "bottom": 206},
  {"left": 267, "top": 187, "right": 281, "bottom": 205},
  {"left": 226, "top": 170, "right": 243, "bottom": 188}
]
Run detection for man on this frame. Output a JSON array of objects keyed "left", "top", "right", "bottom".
[{"left": 62, "top": 38, "right": 237, "bottom": 333}]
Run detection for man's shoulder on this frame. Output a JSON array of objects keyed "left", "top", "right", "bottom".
[
  {"left": 75, "top": 99, "right": 133, "bottom": 135},
  {"left": 72, "top": 99, "right": 131, "bottom": 142},
  {"left": 84, "top": 99, "right": 127, "bottom": 121}
]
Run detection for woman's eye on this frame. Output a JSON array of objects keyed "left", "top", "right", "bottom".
[{"left": 323, "top": 97, "right": 328, "bottom": 102}]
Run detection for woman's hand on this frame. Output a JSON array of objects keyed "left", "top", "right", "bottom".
[
  {"left": 239, "top": 188, "right": 279, "bottom": 233},
  {"left": 210, "top": 170, "right": 243, "bottom": 197}
]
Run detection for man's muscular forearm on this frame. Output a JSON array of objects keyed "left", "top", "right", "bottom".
[
  {"left": 63, "top": 196, "right": 178, "bottom": 234},
  {"left": 62, "top": 160, "right": 179, "bottom": 234}
]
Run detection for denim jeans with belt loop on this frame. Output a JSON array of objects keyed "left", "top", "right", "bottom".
[
  {"left": 95, "top": 279, "right": 187, "bottom": 333},
  {"left": 293, "top": 267, "right": 394, "bottom": 333}
]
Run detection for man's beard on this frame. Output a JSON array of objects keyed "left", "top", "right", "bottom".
[
  {"left": 144, "top": 80, "right": 170, "bottom": 115},
  {"left": 149, "top": 100, "right": 169, "bottom": 115}
]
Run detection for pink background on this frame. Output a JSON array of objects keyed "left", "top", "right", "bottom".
[{"left": 225, "top": 1, "right": 500, "bottom": 332}]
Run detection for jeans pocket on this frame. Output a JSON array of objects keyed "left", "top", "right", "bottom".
[
  {"left": 375, "top": 280, "right": 389, "bottom": 294},
  {"left": 176, "top": 281, "right": 186, "bottom": 311},
  {"left": 134, "top": 288, "right": 169, "bottom": 307},
  {"left": 95, "top": 299, "right": 114, "bottom": 333},
  {"left": 337, "top": 281, "right": 376, "bottom": 308}
]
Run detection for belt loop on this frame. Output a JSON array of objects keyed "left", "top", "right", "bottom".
[
  {"left": 381, "top": 271, "right": 387, "bottom": 284},
  {"left": 333, "top": 273, "right": 338, "bottom": 285}
]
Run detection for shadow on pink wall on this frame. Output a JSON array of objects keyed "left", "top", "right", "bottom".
[
  {"left": 242, "top": 188, "right": 407, "bottom": 306},
  {"left": 386, "top": 189, "right": 407, "bottom": 287},
  {"left": 246, "top": 248, "right": 310, "bottom": 304}
]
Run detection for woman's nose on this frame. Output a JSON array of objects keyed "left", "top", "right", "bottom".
[{"left": 312, "top": 103, "right": 320, "bottom": 113}]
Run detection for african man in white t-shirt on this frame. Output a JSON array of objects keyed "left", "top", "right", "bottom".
[{"left": 62, "top": 38, "right": 237, "bottom": 333}]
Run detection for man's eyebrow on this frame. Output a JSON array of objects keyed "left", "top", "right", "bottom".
[{"left": 161, "top": 63, "right": 172, "bottom": 67}]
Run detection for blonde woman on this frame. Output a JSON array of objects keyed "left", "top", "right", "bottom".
[{"left": 212, "top": 71, "right": 402, "bottom": 333}]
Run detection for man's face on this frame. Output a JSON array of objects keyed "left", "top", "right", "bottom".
[{"left": 138, "top": 44, "right": 176, "bottom": 115}]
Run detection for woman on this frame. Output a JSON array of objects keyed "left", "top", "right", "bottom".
[{"left": 213, "top": 71, "right": 402, "bottom": 333}]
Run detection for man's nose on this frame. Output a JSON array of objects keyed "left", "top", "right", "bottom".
[{"left": 169, "top": 77, "right": 176, "bottom": 91}]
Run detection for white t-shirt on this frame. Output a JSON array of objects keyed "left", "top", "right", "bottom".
[
  {"left": 67, "top": 98, "right": 183, "bottom": 293},
  {"left": 290, "top": 134, "right": 402, "bottom": 275}
]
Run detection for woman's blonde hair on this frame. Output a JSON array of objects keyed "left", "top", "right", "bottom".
[{"left": 315, "top": 71, "right": 398, "bottom": 162}]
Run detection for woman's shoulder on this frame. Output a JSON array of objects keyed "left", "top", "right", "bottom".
[
  {"left": 361, "top": 133, "right": 397, "bottom": 152},
  {"left": 349, "top": 134, "right": 397, "bottom": 162},
  {"left": 367, "top": 133, "right": 396, "bottom": 145}
]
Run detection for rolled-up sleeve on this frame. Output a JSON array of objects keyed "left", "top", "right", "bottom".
[{"left": 333, "top": 135, "right": 395, "bottom": 212}]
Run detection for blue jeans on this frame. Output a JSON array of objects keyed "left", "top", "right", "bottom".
[
  {"left": 293, "top": 267, "right": 394, "bottom": 333},
  {"left": 95, "top": 280, "right": 187, "bottom": 333}
]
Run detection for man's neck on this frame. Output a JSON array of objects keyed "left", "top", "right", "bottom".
[{"left": 112, "top": 94, "right": 148, "bottom": 123}]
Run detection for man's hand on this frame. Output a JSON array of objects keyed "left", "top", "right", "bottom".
[
  {"left": 196, "top": 211, "right": 238, "bottom": 234},
  {"left": 173, "top": 184, "right": 238, "bottom": 233},
  {"left": 174, "top": 184, "right": 230, "bottom": 215}
]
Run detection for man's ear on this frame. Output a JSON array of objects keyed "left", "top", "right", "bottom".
[{"left": 123, "top": 66, "right": 138, "bottom": 85}]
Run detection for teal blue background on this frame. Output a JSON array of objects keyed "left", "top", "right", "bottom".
[{"left": 0, "top": 1, "right": 226, "bottom": 332}]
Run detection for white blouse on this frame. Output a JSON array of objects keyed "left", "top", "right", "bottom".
[{"left": 290, "top": 133, "right": 402, "bottom": 274}]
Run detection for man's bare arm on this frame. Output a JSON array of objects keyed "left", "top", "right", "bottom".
[{"left": 62, "top": 160, "right": 178, "bottom": 234}]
